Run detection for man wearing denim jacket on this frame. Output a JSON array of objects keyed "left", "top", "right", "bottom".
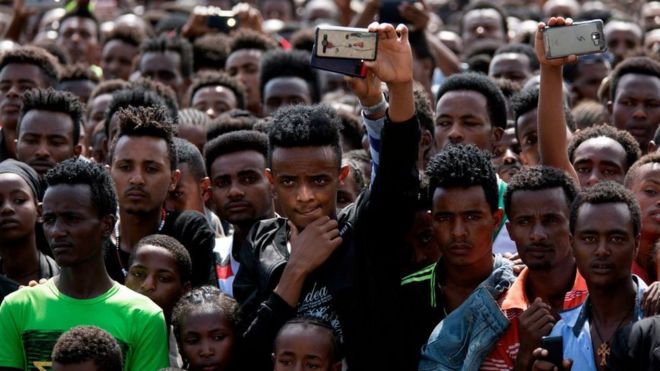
[{"left": 395, "top": 144, "right": 516, "bottom": 371}]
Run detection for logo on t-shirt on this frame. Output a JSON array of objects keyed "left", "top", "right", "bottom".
[{"left": 298, "top": 281, "right": 343, "bottom": 340}]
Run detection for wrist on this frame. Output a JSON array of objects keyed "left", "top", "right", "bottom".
[
  {"left": 360, "top": 94, "right": 388, "bottom": 116},
  {"left": 359, "top": 92, "right": 385, "bottom": 107}
]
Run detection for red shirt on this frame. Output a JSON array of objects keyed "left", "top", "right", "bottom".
[{"left": 480, "top": 267, "right": 588, "bottom": 370}]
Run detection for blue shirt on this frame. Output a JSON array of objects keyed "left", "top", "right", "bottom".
[{"left": 550, "top": 276, "right": 647, "bottom": 371}]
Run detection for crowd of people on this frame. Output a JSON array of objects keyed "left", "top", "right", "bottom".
[{"left": 0, "top": 0, "right": 659, "bottom": 370}]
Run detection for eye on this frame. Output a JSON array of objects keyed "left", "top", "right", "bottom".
[
  {"left": 524, "top": 134, "right": 537, "bottom": 146},
  {"left": 239, "top": 174, "right": 257, "bottom": 185},
  {"left": 436, "top": 120, "right": 452, "bottom": 128},
  {"left": 582, "top": 235, "right": 597, "bottom": 244},
  {"left": 643, "top": 188, "right": 658, "bottom": 196},
  {"left": 280, "top": 178, "right": 295, "bottom": 186},
  {"left": 575, "top": 166, "right": 590, "bottom": 174},
  {"left": 515, "top": 217, "right": 530, "bottom": 226},
  {"left": 609, "top": 235, "right": 625, "bottom": 243},
  {"left": 13, "top": 197, "right": 27, "bottom": 205}
]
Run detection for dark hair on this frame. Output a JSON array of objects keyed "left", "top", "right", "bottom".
[
  {"left": 563, "top": 53, "right": 612, "bottom": 84},
  {"left": 130, "top": 78, "right": 180, "bottom": 121},
  {"left": 267, "top": 104, "right": 342, "bottom": 167},
  {"left": 206, "top": 110, "right": 258, "bottom": 140},
  {"left": 104, "top": 87, "right": 169, "bottom": 137},
  {"left": 460, "top": 1, "right": 509, "bottom": 38},
  {"left": 0, "top": 46, "right": 60, "bottom": 87},
  {"left": 178, "top": 108, "right": 211, "bottom": 129},
  {"left": 111, "top": 105, "right": 178, "bottom": 170},
  {"left": 228, "top": 29, "right": 278, "bottom": 54},
  {"left": 172, "top": 286, "right": 240, "bottom": 344},
  {"left": 425, "top": 144, "right": 499, "bottom": 212},
  {"left": 174, "top": 137, "right": 206, "bottom": 180},
  {"left": 259, "top": 49, "right": 319, "bottom": 103},
  {"left": 204, "top": 130, "right": 268, "bottom": 176},
  {"left": 89, "top": 79, "right": 130, "bottom": 102},
  {"left": 140, "top": 35, "right": 194, "bottom": 78},
  {"left": 567, "top": 124, "right": 642, "bottom": 170},
  {"left": 193, "top": 34, "right": 230, "bottom": 72},
  {"left": 58, "top": 8, "right": 100, "bottom": 41},
  {"left": 31, "top": 40, "right": 70, "bottom": 66},
  {"left": 275, "top": 316, "right": 342, "bottom": 362},
  {"left": 414, "top": 86, "right": 434, "bottom": 134},
  {"left": 512, "top": 86, "right": 575, "bottom": 141},
  {"left": 436, "top": 72, "right": 508, "bottom": 129},
  {"left": 571, "top": 100, "right": 610, "bottom": 130},
  {"left": 504, "top": 166, "right": 578, "bottom": 216},
  {"left": 58, "top": 64, "right": 101, "bottom": 84},
  {"left": 45, "top": 159, "right": 117, "bottom": 218},
  {"left": 337, "top": 110, "right": 363, "bottom": 152},
  {"left": 51, "top": 326, "right": 122, "bottom": 371},
  {"left": 290, "top": 28, "right": 316, "bottom": 52},
  {"left": 133, "top": 234, "right": 192, "bottom": 284},
  {"left": 494, "top": 43, "right": 539, "bottom": 71},
  {"left": 624, "top": 152, "right": 660, "bottom": 188},
  {"left": 188, "top": 71, "right": 246, "bottom": 110},
  {"left": 102, "top": 26, "right": 145, "bottom": 48},
  {"left": 18, "top": 88, "right": 83, "bottom": 145},
  {"left": 610, "top": 57, "right": 660, "bottom": 101},
  {"left": 569, "top": 181, "right": 641, "bottom": 236}
]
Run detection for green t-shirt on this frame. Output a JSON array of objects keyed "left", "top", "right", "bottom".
[{"left": 0, "top": 279, "right": 169, "bottom": 371}]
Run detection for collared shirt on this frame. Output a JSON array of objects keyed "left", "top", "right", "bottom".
[
  {"left": 550, "top": 276, "right": 647, "bottom": 371},
  {"left": 480, "top": 267, "right": 588, "bottom": 370}
]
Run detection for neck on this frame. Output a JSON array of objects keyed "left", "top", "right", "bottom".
[
  {"left": 637, "top": 233, "right": 658, "bottom": 271},
  {"left": 55, "top": 255, "right": 114, "bottom": 299},
  {"left": 118, "top": 208, "right": 162, "bottom": 253},
  {"left": 232, "top": 212, "right": 276, "bottom": 249},
  {"left": 443, "top": 253, "right": 494, "bottom": 289},
  {"left": 0, "top": 233, "right": 40, "bottom": 283},
  {"left": 589, "top": 277, "right": 637, "bottom": 320},
  {"left": 1, "top": 128, "right": 16, "bottom": 158},
  {"left": 527, "top": 257, "right": 577, "bottom": 311}
]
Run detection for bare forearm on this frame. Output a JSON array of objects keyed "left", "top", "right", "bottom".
[
  {"left": 351, "top": 2, "right": 378, "bottom": 27},
  {"left": 387, "top": 81, "right": 414, "bottom": 123},
  {"left": 425, "top": 31, "right": 461, "bottom": 76}
]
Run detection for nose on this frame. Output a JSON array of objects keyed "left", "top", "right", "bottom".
[
  {"left": 49, "top": 217, "right": 68, "bottom": 238},
  {"left": 206, "top": 107, "right": 216, "bottom": 119},
  {"left": 529, "top": 221, "right": 547, "bottom": 242},
  {"left": 296, "top": 183, "right": 314, "bottom": 203},
  {"left": 0, "top": 200, "right": 15, "bottom": 215},
  {"left": 128, "top": 169, "right": 145, "bottom": 185},
  {"left": 140, "top": 274, "right": 156, "bottom": 292},
  {"left": 585, "top": 169, "right": 601, "bottom": 188},
  {"left": 34, "top": 140, "right": 50, "bottom": 158},
  {"left": 632, "top": 103, "right": 647, "bottom": 119},
  {"left": 450, "top": 218, "right": 467, "bottom": 239},
  {"left": 594, "top": 237, "right": 611, "bottom": 258},
  {"left": 475, "top": 26, "right": 486, "bottom": 37},
  {"left": 199, "top": 339, "right": 215, "bottom": 357},
  {"left": 447, "top": 124, "right": 464, "bottom": 144},
  {"left": 502, "top": 149, "right": 520, "bottom": 165}
]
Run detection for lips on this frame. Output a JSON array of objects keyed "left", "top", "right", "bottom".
[
  {"left": 28, "top": 160, "right": 55, "bottom": 173},
  {"left": 448, "top": 242, "right": 471, "bottom": 254},
  {"left": 125, "top": 189, "right": 148, "bottom": 200},
  {"left": 0, "top": 218, "right": 20, "bottom": 228},
  {"left": 1, "top": 103, "right": 20, "bottom": 114},
  {"left": 590, "top": 261, "right": 614, "bottom": 274},
  {"left": 51, "top": 241, "right": 74, "bottom": 252}
]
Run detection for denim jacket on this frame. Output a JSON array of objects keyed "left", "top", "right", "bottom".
[{"left": 418, "top": 257, "right": 515, "bottom": 371}]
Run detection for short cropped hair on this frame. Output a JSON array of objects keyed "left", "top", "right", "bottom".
[
  {"left": 51, "top": 326, "right": 122, "bottom": 371},
  {"left": 610, "top": 57, "right": 660, "bottom": 101},
  {"left": 204, "top": 130, "right": 268, "bottom": 176},
  {"left": 45, "top": 159, "right": 117, "bottom": 218},
  {"left": 460, "top": 1, "right": 509, "bottom": 38},
  {"left": 88, "top": 79, "right": 129, "bottom": 103},
  {"left": 178, "top": 108, "right": 211, "bottom": 129},
  {"left": 425, "top": 144, "right": 499, "bottom": 212},
  {"left": 102, "top": 27, "right": 144, "bottom": 48},
  {"left": 228, "top": 29, "right": 278, "bottom": 54},
  {"left": 275, "top": 316, "right": 342, "bottom": 362},
  {"left": 0, "top": 46, "right": 60, "bottom": 87},
  {"left": 193, "top": 34, "right": 230, "bottom": 72},
  {"left": 494, "top": 43, "right": 539, "bottom": 71},
  {"left": 567, "top": 124, "right": 642, "bottom": 170},
  {"left": 18, "top": 88, "right": 83, "bottom": 145},
  {"left": 188, "top": 71, "right": 246, "bottom": 110},
  {"left": 58, "top": 64, "right": 101, "bottom": 84},
  {"left": 206, "top": 110, "right": 258, "bottom": 140},
  {"left": 140, "top": 35, "right": 193, "bottom": 78},
  {"left": 436, "top": 72, "right": 508, "bottom": 129},
  {"left": 504, "top": 166, "right": 578, "bottom": 216},
  {"left": 174, "top": 137, "right": 207, "bottom": 180},
  {"left": 569, "top": 181, "right": 641, "bottom": 236},
  {"left": 172, "top": 286, "right": 240, "bottom": 344},
  {"left": 267, "top": 104, "right": 342, "bottom": 167},
  {"left": 259, "top": 49, "right": 319, "bottom": 103},
  {"left": 133, "top": 234, "right": 192, "bottom": 284},
  {"left": 624, "top": 152, "right": 660, "bottom": 188},
  {"left": 130, "top": 78, "right": 180, "bottom": 120},
  {"left": 111, "top": 105, "right": 177, "bottom": 170},
  {"left": 511, "top": 86, "right": 576, "bottom": 141}
]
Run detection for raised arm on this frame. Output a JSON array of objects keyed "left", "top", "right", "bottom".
[{"left": 535, "top": 17, "right": 580, "bottom": 184}]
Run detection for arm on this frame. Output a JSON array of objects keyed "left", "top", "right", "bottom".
[
  {"left": 425, "top": 31, "right": 462, "bottom": 76},
  {"left": 535, "top": 17, "right": 579, "bottom": 184},
  {"left": 350, "top": 0, "right": 379, "bottom": 28}
]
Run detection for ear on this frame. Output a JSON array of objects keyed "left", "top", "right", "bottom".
[
  {"left": 648, "top": 140, "right": 657, "bottom": 153},
  {"left": 100, "top": 214, "right": 117, "bottom": 239},
  {"left": 420, "top": 130, "right": 433, "bottom": 152},
  {"left": 182, "top": 281, "right": 192, "bottom": 294},
  {"left": 266, "top": 169, "right": 277, "bottom": 199},
  {"left": 492, "top": 208, "right": 504, "bottom": 229},
  {"left": 339, "top": 165, "right": 350, "bottom": 182},
  {"left": 491, "top": 126, "right": 504, "bottom": 148},
  {"left": 607, "top": 100, "right": 613, "bottom": 115},
  {"left": 73, "top": 143, "right": 83, "bottom": 157},
  {"left": 200, "top": 176, "right": 211, "bottom": 203},
  {"left": 37, "top": 202, "right": 43, "bottom": 222},
  {"left": 170, "top": 169, "right": 181, "bottom": 191},
  {"left": 505, "top": 220, "right": 512, "bottom": 237}
]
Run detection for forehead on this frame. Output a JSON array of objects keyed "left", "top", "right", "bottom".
[
  {"left": 134, "top": 244, "right": 178, "bottom": 267},
  {"left": 436, "top": 90, "right": 489, "bottom": 117},
  {"left": 433, "top": 185, "right": 489, "bottom": 211},
  {"left": 140, "top": 51, "right": 181, "bottom": 72},
  {"left": 193, "top": 86, "right": 236, "bottom": 101},
  {"left": 113, "top": 135, "right": 170, "bottom": 163},
  {"left": 510, "top": 188, "right": 569, "bottom": 215},
  {"left": 103, "top": 38, "right": 136, "bottom": 52},
  {"left": 490, "top": 54, "right": 531, "bottom": 71},
  {"left": 90, "top": 94, "right": 113, "bottom": 112},
  {"left": 43, "top": 184, "right": 94, "bottom": 211},
  {"left": 276, "top": 324, "right": 334, "bottom": 354},
  {"left": 21, "top": 110, "right": 74, "bottom": 135},
  {"left": 463, "top": 9, "right": 503, "bottom": 28},
  {"left": 616, "top": 73, "right": 660, "bottom": 99},
  {"left": 0, "top": 172, "right": 32, "bottom": 194},
  {"left": 517, "top": 109, "right": 538, "bottom": 135},
  {"left": 264, "top": 77, "right": 311, "bottom": 98},
  {"left": 211, "top": 150, "right": 266, "bottom": 177},
  {"left": 271, "top": 146, "right": 337, "bottom": 172},
  {"left": 0, "top": 63, "right": 44, "bottom": 82},
  {"left": 574, "top": 202, "right": 634, "bottom": 232},
  {"left": 227, "top": 49, "right": 262, "bottom": 66},
  {"left": 573, "top": 136, "right": 627, "bottom": 164},
  {"left": 60, "top": 16, "right": 97, "bottom": 33},
  {"left": 604, "top": 22, "right": 641, "bottom": 38},
  {"left": 629, "top": 162, "right": 660, "bottom": 186}
]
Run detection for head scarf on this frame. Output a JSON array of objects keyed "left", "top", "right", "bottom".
[{"left": 0, "top": 159, "right": 42, "bottom": 201}]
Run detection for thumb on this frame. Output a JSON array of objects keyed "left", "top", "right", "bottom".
[{"left": 288, "top": 220, "right": 299, "bottom": 242}]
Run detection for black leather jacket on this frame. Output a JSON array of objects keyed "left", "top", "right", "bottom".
[{"left": 233, "top": 115, "right": 421, "bottom": 371}]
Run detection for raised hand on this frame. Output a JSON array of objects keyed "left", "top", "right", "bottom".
[
  {"left": 364, "top": 22, "right": 413, "bottom": 85},
  {"left": 346, "top": 70, "right": 383, "bottom": 107},
  {"left": 534, "top": 17, "right": 578, "bottom": 68},
  {"left": 516, "top": 298, "right": 557, "bottom": 369}
]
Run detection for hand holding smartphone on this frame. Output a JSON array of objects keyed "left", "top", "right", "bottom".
[
  {"left": 544, "top": 19, "right": 606, "bottom": 59},
  {"left": 540, "top": 335, "right": 564, "bottom": 367},
  {"left": 311, "top": 26, "right": 377, "bottom": 78}
]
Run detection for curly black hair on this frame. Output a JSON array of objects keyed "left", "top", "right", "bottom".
[
  {"left": 178, "top": 108, "right": 211, "bottom": 129},
  {"left": 206, "top": 110, "right": 259, "bottom": 140},
  {"left": 204, "top": 130, "right": 268, "bottom": 176},
  {"left": 275, "top": 316, "right": 342, "bottom": 362},
  {"left": 31, "top": 40, "right": 70, "bottom": 66},
  {"left": 267, "top": 104, "right": 342, "bottom": 167},
  {"left": 624, "top": 152, "right": 660, "bottom": 188},
  {"left": 259, "top": 49, "right": 319, "bottom": 103},
  {"left": 18, "top": 88, "right": 83, "bottom": 145},
  {"left": 130, "top": 78, "right": 180, "bottom": 120},
  {"left": 51, "top": 326, "right": 122, "bottom": 371},
  {"left": 45, "top": 159, "right": 117, "bottom": 218},
  {"left": 104, "top": 87, "right": 169, "bottom": 138},
  {"left": 337, "top": 110, "right": 363, "bottom": 152},
  {"left": 102, "top": 26, "right": 145, "bottom": 48},
  {"left": 0, "top": 46, "right": 60, "bottom": 87},
  {"left": 188, "top": 71, "right": 246, "bottom": 110},
  {"left": 569, "top": 181, "right": 641, "bottom": 236},
  {"left": 414, "top": 86, "right": 434, "bottom": 134},
  {"left": 110, "top": 105, "right": 177, "bottom": 170},
  {"left": 174, "top": 137, "right": 207, "bottom": 180},
  {"left": 88, "top": 79, "right": 129, "bottom": 103},
  {"left": 425, "top": 144, "right": 499, "bottom": 212},
  {"left": 436, "top": 72, "right": 508, "bottom": 129},
  {"left": 228, "top": 29, "right": 278, "bottom": 54},
  {"left": 59, "top": 64, "right": 101, "bottom": 83},
  {"left": 504, "top": 166, "right": 578, "bottom": 216},
  {"left": 494, "top": 43, "right": 539, "bottom": 71},
  {"left": 511, "top": 86, "right": 576, "bottom": 141},
  {"left": 567, "top": 124, "right": 642, "bottom": 170},
  {"left": 171, "top": 286, "right": 240, "bottom": 345},
  {"left": 193, "top": 34, "right": 230, "bottom": 72},
  {"left": 140, "top": 35, "right": 194, "bottom": 78},
  {"left": 289, "top": 28, "right": 315, "bottom": 53},
  {"left": 132, "top": 234, "right": 192, "bottom": 284},
  {"left": 610, "top": 57, "right": 660, "bottom": 101}
]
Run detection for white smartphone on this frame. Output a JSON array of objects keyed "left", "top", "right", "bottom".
[
  {"left": 315, "top": 26, "right": 378, "bottom": 61},
  {"left": 544, "top": 20, "right": 607, "bottom": 59}
]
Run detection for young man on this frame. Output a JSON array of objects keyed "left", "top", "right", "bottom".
[
  {"left": 138, "top": 36, "right": 193, "bottom": 105},
  {"left": 0, "top": 46, "right": 60, "bottom": 161},
  {"left": 107, "top": 106, "right": 215, "bottom": 286},
  {"left": 56, "top": 64, "right": 100, "bottom": 104},
  {"left": 0, "top": 159, "right": 169, "bottom": 370},
  {"left": 406, "top": 145, "right": 514, "bottom": 370},
  {"left": 100, "top": 28, "right": 144, "bottom": 81},
  {"left": 84, "top": 80, "right": 129, "bottom": 151},
  {"left": 488, "top": 43, "right": 539, "bottom": 86},
  {"left": 459, "top": 1, "right": 508, "bottom": 52},
  {"left": 204, "top": 130, "right": 274, "bottom": 296},
  {"left": 603, "top": 19, "right": 643, "bottom": 66},
  {"left": 562, "top": 54, "right": 611, "bottom": 106},
  {"left": 15, "top": 88, "right": 83, "bottom": 177},
  {"left": 233, "top": 23, "right": 419, "bottom": 370},
  {"left": 259, "top": 49, "right": 319, "bottom": 116},
  {"left": 481, "top": 166, "right": 588, "bottom": 370},
  {"left": 51, "top": 326, "right": 123, "bottom": 371},
  {"left": 188, "top": 72, "right": 246, "bottom": 120},
  {"left": 56, "top": 8, "right": 101, "bottom": 67}
]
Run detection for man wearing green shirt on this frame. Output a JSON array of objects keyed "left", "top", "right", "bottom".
[{"left": 0, "top": 159, "right": 169, "bottom": 371}]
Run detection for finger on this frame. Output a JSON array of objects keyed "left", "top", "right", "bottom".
[
  {"left": 563, "top": 359, "right": 573, "bottom": 370},
  {"left": 288, "top": 220, "right": 299, "bottom": 241},
  {"left": 319, "top": 218, "right": 339, "bottom": 232},
  {"left": 325, "top": 228, "right": 340, "bottom": 240},
  {"left": 39, "top": 278, "right": 47, "bottom": 284},
  {"left": 532, "top": 347, "right": 548, "bottom": 358},
  {"left": 382, "top": 23, "right": 397, "bottom": 40},
  {"left": 396, "top": 23, "right": 409, "bottom": 41},
  {"left": 565, "top": 18, "right": 573, "bottom": 26},
  {"left": 329, "top": 236, "right": 343, "bottom": 249},
  {"left": 367, "top": 22, "right": 380, "bottom": 33}
]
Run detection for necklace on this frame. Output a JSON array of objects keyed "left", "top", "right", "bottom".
[
  {"left": 114, "top": 208, "right": 166, "bottom": 277},
  {"left": 590, "top": 300, "right": 635, "bottom": 367}
]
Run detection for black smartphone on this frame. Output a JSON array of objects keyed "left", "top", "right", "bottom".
[
  {"left": 541, "top": 335, "right": 564, "bottom": 367},
  {"left": 379, "top": 0, "right": 414, "bottom": 25},
  {"left": 207, "top": 11, "right": 239, "bottom": 33}
]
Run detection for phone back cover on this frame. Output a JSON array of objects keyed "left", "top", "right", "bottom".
[{"left": 544, "top": 20, "right": 606, "bottom": 58}]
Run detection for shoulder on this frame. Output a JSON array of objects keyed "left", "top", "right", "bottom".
[{"left": 111, "top": 284, "right": 164, "bottom": 318}]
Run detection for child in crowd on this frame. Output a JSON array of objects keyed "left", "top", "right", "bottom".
[
  {"left": 51, "top": 326, "right": 123, "bottom": 371},
  {"left": 273, "top": 317, "right": 343, "bottom": 371}
]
